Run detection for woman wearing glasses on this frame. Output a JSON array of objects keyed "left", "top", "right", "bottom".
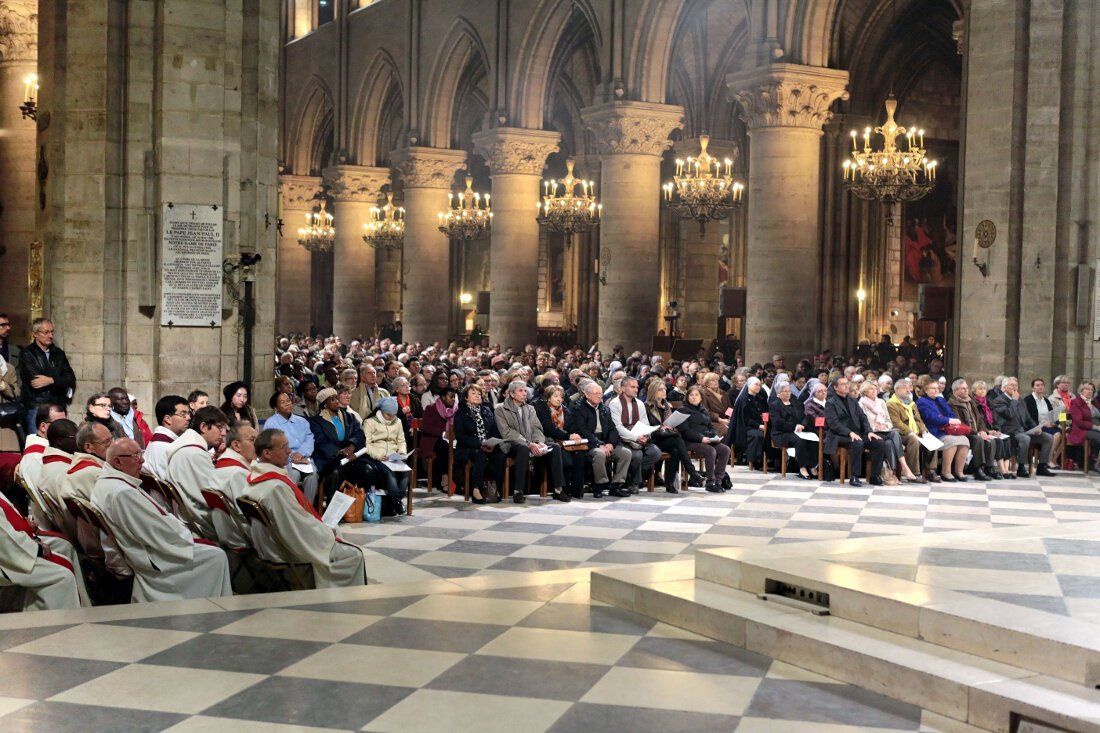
[{"left": 85, "top": 393, "right": 125, "bottom": 439}]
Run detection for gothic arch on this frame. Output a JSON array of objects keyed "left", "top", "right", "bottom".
[
  {"left": 421, "top": 17, "right": 491, "bottom": 148},
  {"left": 349, "top": 49, "right": 405, "bottom": 166},
  {"left": 288, "top": 77, "right": 335, "bottom": 175},
  {"left": 629, "top": 0, "right": 687, "bottom": 103},
  {"left": 509, "top": 0, "right": 602, "bottom": 129}
]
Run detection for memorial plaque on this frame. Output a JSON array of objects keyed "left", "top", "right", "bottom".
[{"left": 161, "top": 203, "right": 223, "bottom": 327}]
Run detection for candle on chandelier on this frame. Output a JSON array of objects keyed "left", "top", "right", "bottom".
[{"left": 851, "top": 130, "right": 858, "bottom": 152}]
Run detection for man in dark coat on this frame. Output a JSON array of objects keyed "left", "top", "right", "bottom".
[
  {"left": 18, "top": 318, "right": 76, "bottom": 436},
  {"left": 824, "top": 376, "right": 886, "bottom": 487}
]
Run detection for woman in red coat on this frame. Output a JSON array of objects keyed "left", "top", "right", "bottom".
[{"left": 1067, "top": 382, "right": 1100, "bottom": 474}]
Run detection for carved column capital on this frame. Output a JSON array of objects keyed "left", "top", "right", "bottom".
[
  {"left": 321, "top": 165, "right": 390, "bottom": 203},
  {"left": 580, "top": 101, "right": 684, "bottom": 156},
  {"left": 726, "top": 63, "right": 850, "bottom": 131},
  {"left": 390, "top": 146, "right": 468, "bottom": 189},
  {"left": 0, "top": 1, "right": 37, "bottom": 62},
  {"left": 278, "top": 175, "right": 323, "bottom": 209},
  {"left": 471, "top": 127, "right": 560, "bottom": 176}
]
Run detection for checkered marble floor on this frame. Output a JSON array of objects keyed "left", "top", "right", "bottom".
[
  {"left": 343, "top": 466, "right": 1100, "bottom": 585},
  {"left": 0, "top": 569, "right": 970, "bottom": 733}
]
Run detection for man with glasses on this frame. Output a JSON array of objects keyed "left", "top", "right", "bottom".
[
  {"left": 92, "top": 438, "right": 232, "bottom": 602},
  {"left": 57, "top": 422, "right": 112, "bottom": 502},
  {"left": 212, "top": 422, "right": 256, "bottom": 549},
  {"left": 145, "top": 395, "right": 190, "bottom": 480},
  {"left": 165, "top": 405, "right": 229, "bottom": 539},
  {"left": 18, "top": 317, "right": 76, "bottom": 436}
]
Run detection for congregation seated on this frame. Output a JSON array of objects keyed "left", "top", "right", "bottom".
[
  {"left": 947, "top": 379, "right": 1003, "bottom": 480},
  {"left": 454, "top": 384, "right": 506, "bottom": 503},
  {"left": 992, "top": 377, "right": 1056, "bottom": 478},
  {"left": 496, "top": 380, "right": 569, "bottom": 503},
  {"left": 418, "top": 386, "right": 457, "bottom": 489},
  {"left": 767, "top": 379, "right": 815, "bottom": 480},
  {"left": 535, "top": 384, "right": 586, "bottom": 498},
  {"left": 309, "top": 387, "right": 371, "bottom": 504},
  {"left": 856, "top": 380, "right": 915, "bottom": 484},
  {"left": 643, "top": 379, "right": 704, "bottom": 490},
  {"left": 608, "top": 376, "right": 662, "bottom": 493},
  {"left": 1068, "top": 382, "right": 1100, "bottom": 474},
  {"left": 731, "top": 377, "right": 768, "bottom": 470},
  {"left": 92, "top": 439, "right": 232, "bottom": 602},
  {"left": 916, "top": 379, "right": 972, "bottom": 482},
  {"left": 220, "top": 381, "right": 259, "bottom": 430},
  {"left": 242, "top": 429, "right": 366, "bottom": 587},
  {"left": 886, "top": 378, "right": 940, "bottom": 483},
  {"left": 567, "top": 381, "right": 633, "bottom": 497},
  {"left": 674, "top": 386, "right": 729, "bottom": 492},
  {"left": 265, "top": 391, "right": 319, "bottom": 503}
]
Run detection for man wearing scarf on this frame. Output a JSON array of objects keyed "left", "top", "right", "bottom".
[
  {"left": 887, "top": 378, "right": 940, "bottom": 483},
  {"left": 242, "top": 429, "right": 366, "bottom": 587},
  {"left": 608, "top": 376, "right": 661, "bottom": 493}
]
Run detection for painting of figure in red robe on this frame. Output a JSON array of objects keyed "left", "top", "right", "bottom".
[{"left": 901, "top": 143, "right": 957, "bottom": 301}]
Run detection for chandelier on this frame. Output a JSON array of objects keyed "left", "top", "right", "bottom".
[
  {"left": 662, "top": 134, "right": 743, "bottom": 235},
  {"left": 297, "top": 201, "right": 335, "bottom": 253},
  {"left": 362, "top": 191, "right": 405, "bottom": 251},
  {"left": 438, "top": 176, "right": 491, "bottom": 240},
  {"left": 537, "top": 157, "right": 601, "bottom": 235},
  {"left": 842, "top": 95, "right": 937, "bottom": 203}
]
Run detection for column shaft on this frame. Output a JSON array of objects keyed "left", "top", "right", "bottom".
[
  {"left": 487, "top": 173, "right": 542, "bottom": 349},
  {"left": 743, "top": 127, "right": 825, "bottom": 362},
  {"left": 598, "top": 153, "right": 664, "bottom": 353},
  {"left": 402, "top": 186, "right": 450, "bottom": 345},
  {"left": 331, "top": 200, "right": 375, "bottom": 339}
]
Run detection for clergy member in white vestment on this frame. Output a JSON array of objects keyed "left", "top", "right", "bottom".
[
  {"left": 37, "top": 419, "right": 79, "bottom": 506},
  {"left": 242, "top": 429, "right": 367, "bottom": 588},
  {"left": 92, "top": 439, "right": 232, "bottom": 602},
  {"left": 0, "top": 492, "right": 90, "bottom": 606},
  {"left": 0, "top": 507, "right": 80, "bottom": 611},
  {"left": 18, "top": 428, "right": 51, "bottom": 527},
  {"left": 144, "top": 394, "right": 191, "bottom": 480},
  {"left": 212, "top": 423, "right": 256, "bottom": 548},
  {"left": 57, "top": 422, "right": 111, "bottom": 502},
  {"left": 165, "top": 405, "right": 228, "bottom": 538}
]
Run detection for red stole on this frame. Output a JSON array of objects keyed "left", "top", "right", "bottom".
[
  {"left": 23, "top": 444, "right": 46, "bottom": 456},
  {"left": 43, "top": 455, "right": 72, "bottom": 466},
  {"left": 67, "top": 460, "right": 99, "bottom": 475},
  {"left": 150, "top": 433, "right": 175, "bottom": 444},
  {"left": 248, "top": 471, "right": 321, "bottom": 520},
  {"left": 215, "top": 458, "right": 248, "bottom": 471},
  {"left": 0, "top": 495, "right": 35, "bottom": 536}
]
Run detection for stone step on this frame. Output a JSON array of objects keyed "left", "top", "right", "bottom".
[
  {"left": 692, "top": 537, "right": 1100, "bottom": 688},
  {"left": 591, "top": 561, "right": 1100, "bottom": 733}
]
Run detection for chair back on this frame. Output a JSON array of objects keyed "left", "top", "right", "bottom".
[
  {"left": 78, "top": 499, "right": 136, "bottom": 574},
  {"left": 158, "top": 479, "right": 204, "bottom": 536},
  {"left": 15, "top": 466, "right": 54, "bottom": 527},
  {"left": 236, "top": 495, "right": 301, "bottom": 565},
  {"left": 63, "top": 496, "right": 88, "bottom": 526},
  {"left": 203, "top": 488, "right": 253, "bottom": 544}
]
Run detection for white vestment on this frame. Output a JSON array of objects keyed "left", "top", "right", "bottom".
[
  {"left": 38, "top": 448, "right": 74, "bottom": 505},
  {"left": 58, "top": 452, "right": 104, "bottom": 502},
  {"left": 241, "top": 462, "right": 366, "bottom": 588},
  {"left": 91, "top": 466, "right": 232, "bottom": 603},
  {"left": 0, "top": 511, "right": 80, "bottom": 611},
  {"left": 17, "top": 436, "right": 50, "bottom": 526},
  {"left": 144, "top": 427, "right": 179, "bottom": 480},
  {"left": 164, "top": 429, "right": 217, "bottom": 538},
  {"left": 212, "top": 449, "right": 252, "bottom": 549},
  {"left": 0, "top": 492, "right": 90, "bottom": 606}
]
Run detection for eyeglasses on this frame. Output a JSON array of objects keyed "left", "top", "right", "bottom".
[
  {"left": 173, "top": 409, "right": 193, "bottom": 418},
  {"left": 117, "top": 451, "right": 144, "bottom": 460},
  {"left": 92, "top": 402, "right": 111, "bottom": 408},
  {"left": 0, "top": 322, "right": 10, "bottom": 328}
]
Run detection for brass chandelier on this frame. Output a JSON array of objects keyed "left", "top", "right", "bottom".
[
  {"left": 663, "top": 134, "right": 743, "bottom": 235},
  {"left": 842, "top": 95, "right": 937, "bottom": 203},
  {"left": 438, "top": 176, "right": 491, "bottom": 240},
  {"left": 297, "top": 201, "right": 335, "bottom": 253},
  {"left": 362, "top": 191, "right": 405, "bottom": 251},
  {"left": 536, "top": 157, "right": 601, "bottom": 235}
]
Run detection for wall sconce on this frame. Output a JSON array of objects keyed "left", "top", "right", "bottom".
[
  {"left": 459, "top": 292, "right": 472, "bottom": 304},
  {"left": 972, "top": 219, "right": 996, "bottom": 278},
  {"left": 856, "top": 288, "right": 866, "bottom": 303},
  {"left": 20, "top": 73, "right": 38, "bottom": 121}
]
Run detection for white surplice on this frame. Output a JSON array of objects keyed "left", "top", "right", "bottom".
[
  {"left": 91, "top": 465, "right": 232, "bottom": 602},
  {"left": 241, "top": 462, "right": 366, "bottom": 588},
  {"left": 143, "top": 427, "right": 179, "bottom": 480},
  {"left": 164, "top": 429, "right": 217, "bottom": 538},
  {"left": 212, "top": 449, "right": 252, "bottom": 549},
  {"left": 0, "top": 511, "right": 80, "bottom": 611}
]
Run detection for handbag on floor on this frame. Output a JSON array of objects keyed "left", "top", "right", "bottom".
[
  {"left": 339, "top": 481, "right": 366, "bottom": 523},
  {"left": 363, "top": 489, "right": 382, "bottom": 523}
]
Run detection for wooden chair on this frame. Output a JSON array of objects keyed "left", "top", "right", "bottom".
[
  {"left": 501, "top": 453, "right": 549, "bottom": 501},
  {"left": 768, "top": 425, "right": 789, "bottom": 478},
  {"left": 67, "top": 496, "right": 136, "bottom": 604},
  {"left": 201, "top": 488, "right": 258, "bottom": 591},
  {"left": 236, "top": 496, "right": 314, "bottom": 590},
  {"left": 14, "top": 466, "right": 55, "bottom": 530},
  {"left": 157, "top": 478, "right": 206, "bottom": 538},
  {"left": 649, "top": 452, "right": 670, "bottom": 492}
]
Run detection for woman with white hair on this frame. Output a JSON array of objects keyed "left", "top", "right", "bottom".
[{"left": 858, "top": 381, "right": 919, "bottom": 484}]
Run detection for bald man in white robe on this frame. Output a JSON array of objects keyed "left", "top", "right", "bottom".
[
  {"left": 211, "top": 424, "right": 256, "bottom": 549},
  {"left": 242, "top": 429, "right": 366, "bottom": 588},
  {"left": 92, "top": 439, "right": 231, "bottom": 603}
]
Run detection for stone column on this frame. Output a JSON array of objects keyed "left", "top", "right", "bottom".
[
  {"left": 671, "top": 137, "right": 740, "bottom": 342},
  {"left": 581, "top": 101, "right": 684, "bottom": 354},
  {"left": 322, "top": 164, "right": 388, "bottom": 340},
  {"left": 0, "top": 0, "right": 38, "bottom": 337},
  {"left": 472, "top": 127, "right": 560, "bottom": 351},
  {"left": 277, "top": 175, "right": 321, "bottom": 334},
  {"left": 390, "top": 146, "right": 467, "bottom": 347},
  {"left": 727, "top": 63, "right": 849, "bottom": 365}
]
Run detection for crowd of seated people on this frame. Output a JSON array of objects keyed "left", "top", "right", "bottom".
[{"left": 0, "top": 321, "right": 1092, "bottom": 613}]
